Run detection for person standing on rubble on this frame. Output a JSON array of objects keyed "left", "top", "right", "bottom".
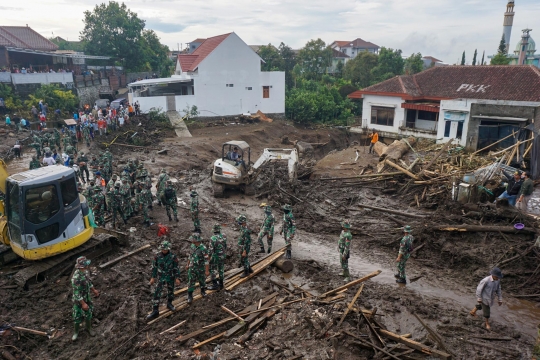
[
  {"left": 164, "top": 180, "right": 179, "bottom": 222},
  {"left": 237, "top": 214, "right": 254, "bottom": 278},
  {"left": 469, "top": 267, "right": 503, "bottom": 331},
  {"left": 338, "top": 220, "right": 353, "bottom": 282},
  {"left": 146, "top": 240, "right": 181, "bottom": 321},
  {"left": 186, "top": 233, "right": 210, "bottom": 304},
  {"left": 395, "top": 225, "right": 414, "bottom": 284},
  {"left": 517, "top": 171, "right": 534, "bottom": 211},
  {"left": 368, "top": 130, "right": 379, "bottom": 154},
  {"left": 497, "top": 170, "right": 523, "bottom": 206},
  {"left": 190, "top": 189, "right": 201, "bottom": 232},
  {"left": 71, "top": 256, "right": 100, "bottom": 341},
  {"left": 257, "top": 205, "right": 275, "bottom": 254},
  {"left": 207, "top": 224, "right": 227, "bottom": 291},
  {"left": 280, "top": 204, "right": 296, "bottom": 259}
]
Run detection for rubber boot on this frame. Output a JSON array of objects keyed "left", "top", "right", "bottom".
[
  {"left": 200, "top": 287, "right": 207, "bottom": 298},
  {"left": 239, "top": 269, "right": 249, "bottom": 278},
  {"left": 267, "top": 247, "right": 272, "bottom": 254},
  {"left": 285, "top": 249, "right": 291, "bottom": 259},
  {"left": 248, "top": 266, "right": 254, "bottom": 274},
  {"left": 123, "top": 218, "right": 127, "bottom": 225},
  {"left": 168, "top": 215, "right": 172, "bottom": 221},
  {"left": 187, "top": 291, "right": 193, "bottom": 305},
  {"left": 343, "top": 270, "right": 350, "bottom": 282},
  {"left": 85, "top": 318, "right": 95, "bottom": 337},
  {"left": 257, "top": 247, "right": 265, "bottom": 254},
  {"left": 394, "top": 273, "right": 400, "bottom": 279},
  {"left": 174, "top": 216, "right": 179, "bottom": 222},
  {"left": 146, "top": 305, "right": 159, "bottom": 321},
  {"left": 339, "top": 270, "right": 345, "bottom": 277},
  {"left": 144, "top": 220, "right": 150, "bottom": 228},
  {"left": 71, "top": 323, "right": 80, "bottom": 341},
  {"left": 219, "top": 279, "right": 224, "bottom": 290},
  {"left": 207, "top": 279, "right": 220, "bottom": 291},
  {"left": 167, "top": 301, "right": 175, "bottom": 312},
  {"left": 396, "top": 278, "right": 407, "bottom": 284}
]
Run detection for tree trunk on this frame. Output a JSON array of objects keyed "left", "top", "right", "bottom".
[
  {"left": 272, "top": 257, "right": 294, "bottom": 273},
  {"left": 380, "top": 137, "right": 417, "bottom": 163}
]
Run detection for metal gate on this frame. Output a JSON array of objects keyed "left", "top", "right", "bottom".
[{"left": 477, "top": 124, "right": 520, "bottom": 150}]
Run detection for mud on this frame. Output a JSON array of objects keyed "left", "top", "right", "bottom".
[{"left": 0, "top": 119, "right": 538, "bottom": 359}]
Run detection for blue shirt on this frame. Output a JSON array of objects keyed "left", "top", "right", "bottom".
[{"left": 5, "top": 117, "right": 10, "bottom": 125}]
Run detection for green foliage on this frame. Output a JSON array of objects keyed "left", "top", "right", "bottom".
[
  {"left": 461, "top": 51, "right": 466, "bottom": 65},
  {"left": 80, "top": 2, "right": 170, "bottom": 74},
  {"left": 24, "top": 85, "right": 78, "bottom": 112},
  {"left": 49, "top": 37, "right": 86, "bottom": 52},
  {"left": 297, "top": 39, "right": 333, "bottom": 81},
  {"left": 182, "top": 104, "right": 199, "bottom": 119},
  {"left": 491, "top": 53, "right": 511, "bottom": 65},
  {"left": 259, "top": 44, "right": 282, "bottom": 71},
  {"left": 404, "top": 53, "right": 424, "bottom": 75},
  {"left": 343, "top": 51, "right": 378, "bottom": 88},
  {"left": 335, "top": 60, "right": 344, "bottom": 78},
  {"left": 498, "top": 35, "right": 507, "bottom": 55},
  {"left": 472, "top": 49, "right": 478, "bottom": 66},
  {"left": 147, "top": 107, "right": 169, "bottom": 123},
  {"left": 278, "top": 43, "right": 297, "bottom": 89},
  {"left": 481, "top": 51, "right": 485, "bottom": 65},
  {"left": 371, "top": 47, "right": 404, "bottom": 82},
  {"left": 0, "top": 83, "right": 22, "bottom": 110}
]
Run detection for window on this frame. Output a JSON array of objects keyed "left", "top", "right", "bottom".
[
  {"left": 444, "top": 121, "right": 451, "bottom": 137},
  {"left": 35, "top": 223, "right": 60, "bottom": 244},
  {"left": 456, "top": 121, "right": 464, "bottom": 139},
  {"left": 417, "top": 110, "right": 437, "bottom": 121},
  {"left": 6, "top": 181, "right": 21, "bottom": 245},
  {"left": 226, "top": 84, "right": 234, "bottom": 87},
  {"left": 25, "top": 185, "right": 60, "bottom": 225},
  {"left": 246, "top": 87, "right": 252, "bottom": 90},
  {"left": 181, "top": 86, "right": 188, "bottom": 95},
  {"left": 60, "top": 178, "right": 78, "bottom": 206},
  {"left": 263, "top": 86, "right": 270, "bottom": 99},
  {"left": 370, "top": 106, "right": 394, "bottom": 126}
]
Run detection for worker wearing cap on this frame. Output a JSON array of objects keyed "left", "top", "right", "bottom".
[
  {"left": 164, "top": 180, "right": 179, "bottom": 222},
  {"left": 517, "top": 171, "right": 534, "bottom": 211},
  {"left": 338, "top": 220, "right": 353, "bottom": 282},
  {"left": 186, "top": 233, "right": 210, "bottom": 304},
  {"left": 190, "top": 189, "right": 200, "bottom": 232},
  {"left": 280, "top": 204, "right": 296, "bottom": 259},
  {"left": 497, "top": 170, "right": 523, "bottom": 206},
  {"left": 237, "top": 214, "right": 253, "bottom": 278},
  {"left": 395, "top": 226, "right": 414, "bottom": 284},
  {"left": 146, "top": 241, "right": 181, "bottom": 321},
  {"left": 470, "top": 267, "right": 503, "bottom": 330},
  {"left": 207, "top": 224, "right": 227, "bottom": 291},
  {"left": 71, "top": 256, "right": 100, "bottom": 341},
  {"left": 257, "top": 205, "right": 275, "bottom": 254}
]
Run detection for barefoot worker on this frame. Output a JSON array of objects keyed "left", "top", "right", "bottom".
[{"left": 470, "top": 267, "right": 503, "bottom": 330}]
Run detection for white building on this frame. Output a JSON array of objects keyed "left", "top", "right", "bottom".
[
  {"left": 128, "top": 32, "right": 285, "bottom": 118},
  {"left": 348, "top": 66, "right": 540, "bottom": 151},
  {"left": 330, "top": 39, "right": 380, "bottom": 61}
]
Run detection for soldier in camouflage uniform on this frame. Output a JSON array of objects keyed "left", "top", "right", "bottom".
[
  {"left": 103, "top": 149, "right": 113, "bottom": 164},
  {"left": 257, "top": 205, "right": 275, "bottom": 254},
  {"left": 237, "top": 214, "right": 253, "bottom": 278},
  {"left": 120, "top": 177, "right": 133, "bottom": 218},
  {"left": 186, "top": 233, "right": 210, "bottom": 304},
  {"left": 53, "top": 128, "right": 61, "bottom": 149},
  {"left": 29, "top": 156, "right": 41, "bottom": 170},
  {"left": 82, "top": 124, "right": 91, "bottom": 147},
  {"left": 338, "top": 220, "right": 353, "bottom": 282},
  {"left": 207, "top": 224, "right": 227, "bottom": 291},
  {"left": 62, "top": 133, "right": 72, "bottom": 148},
  {"left": 77, "top": 151, "right": 90, "bottom": 183},
  {"left": 135, "top": 181, "right": 153, "bottom": 227},
  {"left": 65, "top": 144, "right": 76, "bottom": 161},
  {"left": 91, "top": 185, "right": 106, "bottom": 226},
  {"left": 71, "top": 256, "right": 100, "bottom": 341},
  {"left": 395, "top": 226, "right": 414, "bottom": 284},
  {"left": 280, "top": 204, "right": 296, "bottom": 259},
  {"left": 110, "top": 183, "right": 127, "bottom": 227},
  {"left": 146, "top": 241, "right": 181, "bottom": 321},
  {"left": 190, "top": 189, "right": 200, "bottom": 232},
  {"left": 164, "top": 180, "right": 178, "bottom": 222},
  {"left": 29, "top": 142, "right": 42, "bottom": 158},
  {"left": 156, "top": 168, "right": 169, "bottom": 206}
]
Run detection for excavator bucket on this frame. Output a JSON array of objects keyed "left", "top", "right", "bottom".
[{"left": 0, "top": 160, "right": 8, "bottom": 194}]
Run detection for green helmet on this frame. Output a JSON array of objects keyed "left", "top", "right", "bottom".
[
  {"left": 213, "top": 223, "right": 222, "bottom": 233},
  {"left": 282, "top": 204, "right": 292, "bottom": 212},
  {"left": 138, "top": 164, "right": 144, "bottom": 169},
  {"left": 403, "top": 225, "right": 412, "bottom": 233},
  {"left": 236, "top": 214, "right": 247, "bottom": 224},
  {"left": 161, "top": 168, "right": 166, "bottom": 173},
  {"left": 341, "top": 220, "right": 351, "bottom": 229},
  {"left": 94, "top": 185, "right": 102, "bottom": 192},
  {"left": 190, "top": 233, "right": 202, "bottom": 242},
  {"left": 190, "top": 190, "right": 198, "bottom": 196},
  {"left": 159, "top": 241, "right": 171, "bottom": 250}
]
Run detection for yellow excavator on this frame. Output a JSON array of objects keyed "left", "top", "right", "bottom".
[{"left": 0, "top": 160, "right": 122, "bottom": 286}]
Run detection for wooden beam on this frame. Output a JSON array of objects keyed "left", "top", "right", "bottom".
[
  {"left": 319, "top": 270, "right": 381, "bottom": 298},
  {"left": 378, "top": 329, "right": 452, "bottom": 360},
  {"left": 225, "top": 249, "right": 286, "bottom": 290},
  {"left": 99, "top": 244, "right": 151, "bottom": 269},
  {"left": 11, "top": 326, "right": 49, "bottom": 337},
  {"left": 471, "top": 132, "right": 516, "bottom": 155},
  {"left": 421, "top": 139, "right": 453, "bottom": 172},
  {"left": 356, "top": 204, "right": 426, "bottom": 219},
  {"left": 319, "top": 172, "right": 402, "bottom": 181},
  {"left": 412, "top": 313, "right": 449, "bottom": 354},
  {"left": 344, "top": 331, "right": 400, "bottom": 360},
  {"left": 159, "top": 320, "right": 187, "bottom": 335},
  {"left": 337, "top": 284, "right": 364, "bottom": 327},
  {"left": 192, "top": 331, "right": 226, "bottom": 349},
  {"left": 432, "top": 224, "right": 535, "bottom": 234},
  {"left": 224, "top": 295, "right": 277, "bottom": 339},
  {"left": 220, "top": 306, "right": 245, "bottom": 322},
  {"left": 384, "top": 159, "right": 419, "bottom": 180}
]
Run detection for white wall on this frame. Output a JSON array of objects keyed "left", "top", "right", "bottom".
[
  {"left": 11, "top": 72, "right": 73, "bottom": 85},
  {"left": 136, "top": 97, "right": 167, "bottom": 113},
  {"left": 437, "top": 99, "right": 474, "bottom": 146},
  {"left": 361, "top": 95, "right": 405, "bottom": 132}
]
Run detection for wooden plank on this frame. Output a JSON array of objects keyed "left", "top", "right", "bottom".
[
  {"left": 319, "top": 270, "right": 381, "bottom": 298},
  {"left": 99, "top": 244, "right": 151, "bottom": 269},
  {"left": 344, "top": 331, "right": 401, "bottom": 360},
  {"left": 221, "top": 306, "right": 245, "bottom": 322},
  {"left": 412, "top": 313, "right": 449, "bottom": 353},
  {"left": 225, "top": 249, "right": 286, "bottom": 291},
  {"left": 12, "top": 326, "right": 49, "bottom": 337},
  {"left": 378, "top": 329, "right": 452, "bottom": 360},
  {"left": 224, "top": 296, "right": 277, "bottom": 339},
  {"left": 385, "top": 159, "right": 419, "bottom": 180},
  {"left": 337, "top": 283, "right": 364, "bottom": 327},
  {"left": 356, "top": 204, "right": 426, "bottom": 219},
  {"left": 192, "top": 331, "right": 226, "bottom": 349},
  {"left": 159, "top": 320, "right": 187, "bottom": 335}
]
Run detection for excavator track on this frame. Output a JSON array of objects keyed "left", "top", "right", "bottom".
[{"left": 12, "top": 233, "right": 118, "bottom": 288}]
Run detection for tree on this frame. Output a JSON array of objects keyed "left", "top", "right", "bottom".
[
  {"left": 140, "top": 30, "right": 173, "bottom": 77},
  {"left": 335, "top": 60, "right": 344, "bottom": 78},
  {"left": 404, "top": 53, "right": 424, "bottom": 75},
  {"left": 49, "top": 37, "right": 85, "bottom": 52},
  {"left": 371, "top": 47, "right": 404, "bottom": 83},
  {"left": 498, "top": 35, "right": 507, "bottom": 54},
  {"left": 472, "top": 49, "right": 477, "bottom": 66},
  {"left": 278, "top": 43, "right": 297, "bottom": 89},
  {"left": 481, "top": 51, "right": 485, "bottom": 65},
  {"left": 492, "top": 37, "right": 511, "bottom": 65},
  {"left": 461, "top": 51, "right": 466, "bottom": 65},
  {"left": 24, "top": 85, "right": 78, "bottom": 112},
  {"left": 297, "top": 39, "right": 333, "bottom": 80},
  {"left": 343, "top": 51, "right": 378, "bottom": 88},
  {"left": 0, "top": 83, "right": 22, "bottom": 110},
  {"left": 259, "top": 44, "right": 282, "bottom": 71}
]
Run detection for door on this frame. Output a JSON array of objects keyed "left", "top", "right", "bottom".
[{"left": 166, "top": 95, "right": 176, "bottom": 112}]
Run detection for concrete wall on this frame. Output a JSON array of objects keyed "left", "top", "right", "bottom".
[
  {"left": 136, "top": 96, "right": 167, "bottom": 113},
  {"left": 11, "top": 72, "right": 74, "bottom": 85},
  {"left": 0, "top": 72, "right": 11, "bottom": 83},
  {"left": 76, "top": 86, "right": 100, "bottom": 107},
  {"left": 361, "top": 94, "right": 405, "bottom": 132}
]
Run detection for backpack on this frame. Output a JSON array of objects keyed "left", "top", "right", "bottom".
[{"left": 165, "top": 188, "right": 175, "bottom": 199}]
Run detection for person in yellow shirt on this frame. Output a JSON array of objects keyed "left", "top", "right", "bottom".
[{"left": 369, "top": 130, "right": 379, "bottom": 154}]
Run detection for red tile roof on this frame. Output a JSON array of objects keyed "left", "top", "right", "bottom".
[
  {"left": 332, "top": 49, "right": 349, "bottom": 58},
  {"left": 179, "top": 33, "right": 231, "bottom": 72},
  {"left": 332, "top": 40, "right": 350, "bottom": 48},
  {"left": 0, "top": 25, "right": 58, "bottom": 51},
  {"left": 190, "top": 38, "right": 206, "bottom": 43},
  {"left": 342, "top": 38, "right": 379, "bottom": 49},
  {"left": 348, "top": 66, "right": 540, "bottom": 102}
]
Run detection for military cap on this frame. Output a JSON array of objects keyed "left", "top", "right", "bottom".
[
  {"left": 264, "top": 205, "right": 272, "bottom": 213},
  {"left": 75, "top": 256, "right": 91, "bottom": 269},
  {"left": 212, "top": 224, "right": 222, "bottom": 233},
  {"left": 236, "top": 214, "right": 247, "bottom": 223},
  {"left": 159, "top": 241, "right": 171, "bottom": 250},
  {"left": 190, "top": 233, "right": 202, "bottom": 242},
  {"left": 341, "top": 220, "right": 351, "bottom": 229},
  {"left": 403, "top": 225, "right": 412, "bottom": 233},
  {"left": 282, "top": 204, "right": 292, "bottom": 211}
]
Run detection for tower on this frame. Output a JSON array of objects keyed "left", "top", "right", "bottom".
[
  {"left": 503, "top": 0, "right": 515, "bottom": 53},
  {"left": 518, "top": 28, "right": 532, "bottom": 65}
]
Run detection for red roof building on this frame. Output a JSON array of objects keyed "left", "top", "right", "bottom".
[
  {"left": 0, "top": 25, "right": 58, "bottom": 51},
  {"left": 179, "top": 33, "right": 231, "bottom": 72}
]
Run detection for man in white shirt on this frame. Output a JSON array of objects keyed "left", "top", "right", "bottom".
[
  {"left": 43, "top": 152, "right": 56, "bottom": 166},
  {"left": 470, "top": 267, "right": 503, "bottom": 330}
]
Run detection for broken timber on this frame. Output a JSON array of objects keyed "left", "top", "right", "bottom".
[
  {"left": 432, "top": 224, "right": 535, "bottom": 234},
  {"left": 337, "top": 283, "right": 364, "bottom": 327},
  {"left": 356, "top": 204, "right": 427, "bottom": 219},
  {"left": 378, "top": 329, "right": 452, "bottom": 360},
  {"left": 319, "top": 270, "right": 381, "bottom": 298},
  {"left": 99, "top": 244, "right": 151, "bottom": 269}
]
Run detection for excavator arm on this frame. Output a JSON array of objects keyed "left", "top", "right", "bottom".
[
  {"left": 0, "top": 160, "right": 10, "bottom": 246},
  {"left": 248, "top": 148, "right": 298, "bottom": 183}
]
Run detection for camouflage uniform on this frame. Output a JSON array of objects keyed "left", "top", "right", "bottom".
[
  {"left": 29, "top": 142, "right": 42, "bottom": 158},
  {"left": 164, "top": 182, "right": 178, "bottom": 221},
  {"left": 257, "top": 206, "right": 275, "bottom": 253},
  {"left": 62, "top": 134, "right": 72, "bottom": 148},
  {"left": 77, "top": 153, "right": 90, "bottom": 182},
  {"left": 54, "top": 129, "right": 61, "bottom": 149},
  {"left": 82, "top": 125, "right": 91, "bottom": 146},
  {"left": 103, "top": 149, "right": 113, "bottom": 164},
  {"left": 150, "top": 243, "right": 181, "bottom": 307},
  {"left": 29, "top": 157, "right": 41, "bottom": 170},
  {"left": 187, "top": 234, "right": 209, "bottom": 294},
  {"left": 110, "top": 185, "right": 126, "bottom": 227},
  {"left": 237, "top": 215, "right": 252, "bottom": 277},
  {"left": 135, "top": 183, "right": 153, "bottom": 226},
  {"left": 120, "top": 180, "right": 133, "bottom": 218},
  {"left": 208, "top": 224, "right": 227, "bottom": 290},
  {"left": 65, "top": 144, "right": 76, "bottom": 159},
  {"left": 282, "top": 204, "right": 296, "bottom": 259},
  {"left": 396, "top": 228, "right": 414, "bottom": 283},
  {"left": 338, "top": 221, "right": 352, "bottom": 280},
  {"left": 91, "top": 187, "right": 105, "bottom": 226},
  {"left": 71, "top": 256, "right": 97, "bottom": 341},
  {"left": 190, "top": 190, "right": 200, "bottom": 231},
  {"left": 156, "top": 169, "right": 169, "bottom": 205}
]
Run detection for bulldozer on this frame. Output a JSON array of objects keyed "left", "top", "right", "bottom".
[
  {"left": 211, "top": 141, "right": 299, "bottom": 197},
  {"left": 0, "top": 160, "right": 123, "bottom": 286}
]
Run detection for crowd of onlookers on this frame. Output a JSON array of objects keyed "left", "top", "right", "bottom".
[{"left": 1, "top": 67, "right": 73, "bottom": 74}]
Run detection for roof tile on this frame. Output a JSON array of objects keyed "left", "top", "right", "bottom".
[
  {"left": 179, "top": 33, "right": 231, "bottom": 72},
  {"left": 0, "top": 26, "right": 58, "bottom": 51}
]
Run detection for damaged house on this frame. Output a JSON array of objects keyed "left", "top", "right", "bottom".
[{"left": 348, "top": 65, "right": 540, "bottom": 151}]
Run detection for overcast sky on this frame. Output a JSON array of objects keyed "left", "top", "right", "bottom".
[{"left": 1, "top": 0, "right": 539, "bottom": 64}]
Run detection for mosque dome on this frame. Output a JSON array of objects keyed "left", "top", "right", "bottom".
[{"left": 514, "top": 36, "right": 536, "bottom": 54}]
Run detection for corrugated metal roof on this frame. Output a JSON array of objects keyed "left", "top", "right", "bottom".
[{"left": 0, "top": 25, "right": 58, "bottom": 51}]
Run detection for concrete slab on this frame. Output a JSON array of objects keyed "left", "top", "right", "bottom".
[{"left": 166, "top": 111, "right": 192, "bottom": 138}]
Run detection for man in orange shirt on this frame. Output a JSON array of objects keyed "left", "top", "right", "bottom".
[{"left": 368, "top": 130, "right": 379, "bottom": 154}]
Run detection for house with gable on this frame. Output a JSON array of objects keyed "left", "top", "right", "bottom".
[
  {"left": 348, "top": 65, "right": 540, "bottom": 151},
  {"left": 128, "top": 32, "right": 285, "bottom": 118}
]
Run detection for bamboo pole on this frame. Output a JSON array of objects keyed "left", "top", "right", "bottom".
[
  {"left": 337, "top": 284, "right": 364, "bottom": 327},
  {"left": 99, "top": 244, "right": 151, "bottom": 269},
  {"left": 384, "top": 160, "right": 419, "bottom": 180},
  {"left": 471, "top": 131, "right": 516, "bottom": 155},
  {"left": 319, "top": 270, "right": 381, "bottom": 298},
  {"left": 220, "top": 306, "right": 245, "bottom": 322},
  {"left": 159, "top": 320, "right": 187, "bottom": 335},
  {"left": 192, "top": 331, "right": 226, "bottom": 349},
  {"left": 490, "top": 138, "right": 533, "bottom": 156}
]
